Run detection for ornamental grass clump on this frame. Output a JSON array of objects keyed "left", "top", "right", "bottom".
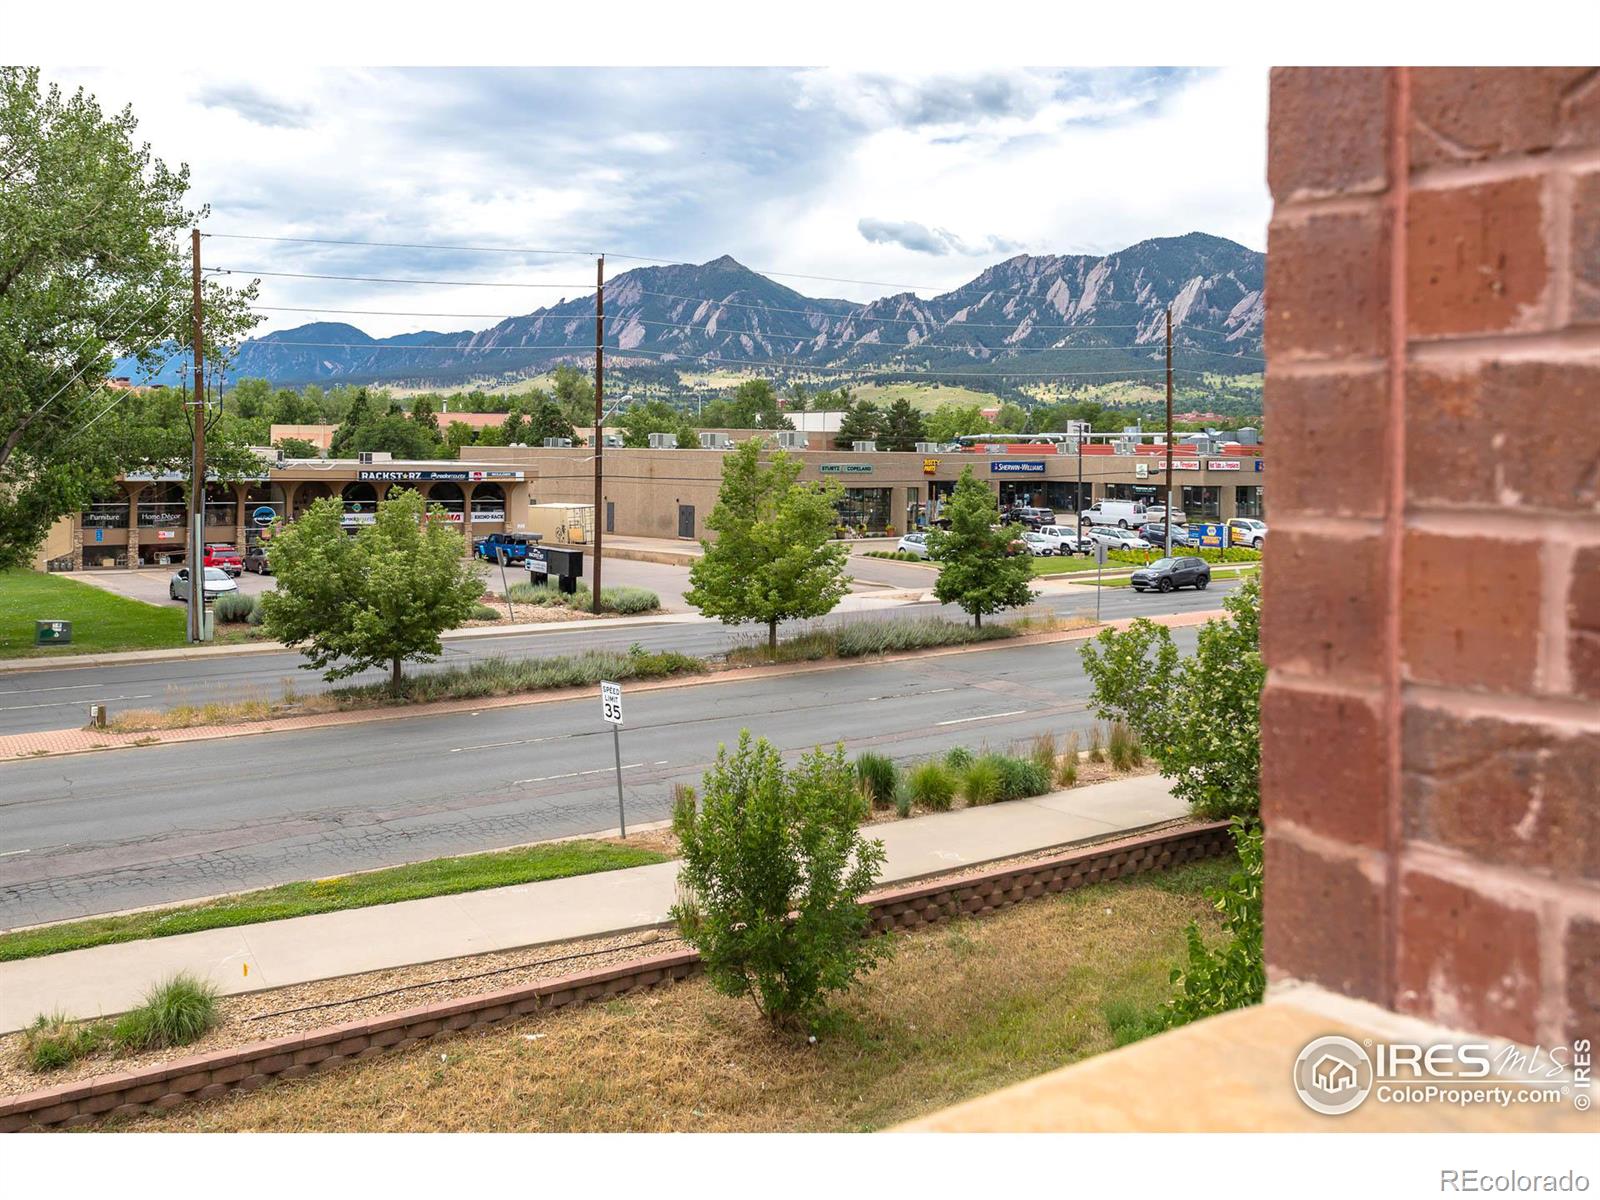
[
  {"left": 112, "top": 972, "right": 218, "bottom": 1051},
  {"left": 854, "top": 751, "right": 899, "bottom": 810},
  {"left": 960, "top": 756, "right": 1002, "bottom": 807},
  {"left": 22, "top": 1012, "right": 108, "bottom": 1072},
  {"left": 1057, "top": 731, "right": 1081, "bottom": 787},
  {"left": 1087, "top": 724, "right": 1106, "bottom": 763},
  {"left": 906, "top": 760, "right": 956, "bottom": 812},
  {"left": 1108, "top": 719, "right": 1143, "bottom": 771}
]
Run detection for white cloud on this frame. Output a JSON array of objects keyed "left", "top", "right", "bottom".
[{"left": 40, "top": 66, "right": 1269, "bottom": 336}]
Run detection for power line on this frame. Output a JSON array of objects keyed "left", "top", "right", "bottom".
[
  {"left": 209, "top": 267, "right": 592, "bottom": 290},
  {"left": 597, "top": 344, "right": 1181, "bottom": 378}
]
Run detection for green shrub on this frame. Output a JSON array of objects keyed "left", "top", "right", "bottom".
[
  {"left": 1165, "top": 821, "right": 1264, "bottom": 1027},
  {"left": 506, "top": 580, "right": 573, "bottom": 607},
  {"left": 112, "top": 973, "right": 218, "bottom": 1051},
  {"left": 671, "top": 782, "right": 697, "bottom": 833},
  {"left": 212, "top": 591, "right": 257, "bottom": 623},
  {"left": 22, "top": 1012, "right": 108, "bottom": 1072},
  {"left": 246, "top": 603, "right": 265, "bottom": 626},
  {"left": 991, "top": 754, "right": 1052, "bottom": 802},
  {"left": 960, "top": 756, "right": 1002, "bottom": 806},
  {"left": 599, "top": 586, "right": 661, "bottom": 615},
  {"left": 854, "top": 752, "right": 899, "bottom": 810},
  {"left": 471, "top": 603, "right": 503, "bottom": 621},
  {"left": 906, "top": 760, "right": 956, "bottom": 812},
  {"left": 943, "top": 746, "right": 973, "bottom": 771},
  {"left": 670, "top": 734, "right": 890, "bottom": 1035}
]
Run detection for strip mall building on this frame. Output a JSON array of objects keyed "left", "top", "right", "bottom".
[{"left": 35, "top": 437, "right": 1264, "bottom": 570}]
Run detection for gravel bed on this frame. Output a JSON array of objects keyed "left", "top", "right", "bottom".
[{"left": 0, "top": 925, "right": 680, "bottom": 1099}]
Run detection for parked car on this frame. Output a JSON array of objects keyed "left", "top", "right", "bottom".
[
  {"left": 1138, "top": 523, "right": 1194, "bottom": 549},
  {"left": 1020, "top": 531, "right": 1057, "bottom": 556},
  {"left": 1011, "top": 505, "right": 1058, "bottom": 530},
  {"left": 1088, "top": 527, "right": 1152, "bottom": 551},
  {"left": 1129, "top": 556, "right": 1212, "bottom": 593},
  {"left": 1227, "top": 518, "right": 1268, "bottom": 549},
  {"left": 474, "top": 531, "right": 543, "bottom": 562},
  {"left": 242, "top": 545, "right": 272, "bottom": 575},
  {"left": 1138, "top": 504, "right": 1188, "bottom": 526},
  {"left": 895, "top": 532, "right": 932, "bottom": 559},
  {"left": 1033, "top": 524, "right": 1091, "bottom": 555},
  {"left": 1079, "top": 500, "right": 1142, "bottom": 528},
  {"left": 169, "top": 566, "right": 239, "bottom": 601},
  {"left": 203, "top": 543, "right": 243, "bottom": 576}
]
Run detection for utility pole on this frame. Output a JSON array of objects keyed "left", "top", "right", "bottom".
[
  {"left": 187, "top": 229, "right": 206, "bottom": 643},
  {"left": 591, "top": 254, "right": 604, "bottom": 614},
  {"left": 1164, "top": 307, "right": 1174, "bottom": 557}
]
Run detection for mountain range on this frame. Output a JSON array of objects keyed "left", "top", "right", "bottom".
[{"left": 125, "top": 232, "right": 1265, "bottom": 390}]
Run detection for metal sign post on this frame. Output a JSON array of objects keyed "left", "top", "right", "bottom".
[
  {"left": 496, "top": 547, "right": 513, "bottom": 620},
  {"left": 600, "top": 680, "right": 626, "bottom": 837},
  {"left": 1094, "top": 540, "right": 1107, "bottom": 623}
]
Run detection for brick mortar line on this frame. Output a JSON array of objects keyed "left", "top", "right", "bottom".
[
  {"left": 1407, "top": 327, "right": 1600, "bottom": 361},
  {"left": 0, "top": 821, "right": 1233, "bottom": 1130},
  {"left": 1407, "top": 143, "right": 1600, "bottom": 192},
  {"left": 0, "top": 612, "right": 1220, "bottom": 762},
  {"left": 1402, "top": 682, "right": 1600, "bottom": 732}
]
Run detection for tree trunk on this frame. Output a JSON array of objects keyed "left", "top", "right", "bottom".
[
  {"left": 974, "top": 611, "right": 982, "bottom": 629},
  {"left": 768, "top": 618, "right": 778, "bottom": 654},
  {"left": 391, "top": 655, "right": 403, "bottom": 696}
]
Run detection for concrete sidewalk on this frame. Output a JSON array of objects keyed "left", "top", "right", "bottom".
[{"left": 0, "top": 773, "right": 1186, "bottom": 1032}]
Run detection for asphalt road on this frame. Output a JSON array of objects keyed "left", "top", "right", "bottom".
[
  {"left": 0, "top": 578, "right": 1239, "bottom": 736},
  {"left": 0, "top": 624, "right": 1206, "bottom": 927}
]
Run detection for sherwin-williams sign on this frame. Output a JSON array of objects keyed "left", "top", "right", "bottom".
[
  {"left": 819, "top": 463, "right": 874, "bottom": 474},
  {"left": 990, "top": 460, "right": 1045, "bottom": 474}
]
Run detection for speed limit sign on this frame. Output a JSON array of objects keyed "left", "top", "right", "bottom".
[{"left": 600, "top": 680, "right": 623, "bottom": 725}]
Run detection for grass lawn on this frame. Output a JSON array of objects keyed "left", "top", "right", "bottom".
[
  {"left": 0, "top": 570, "right": 185, "bottom": 658},
  {"left": 120, "top": 856, "right": 1232, "bottom": 1132},
  {"left": 0, "top": 840, "right": 668, "bottom": 962},
  {"left": 1031, "top": 555, "right": 1115, "bottom": 576}
]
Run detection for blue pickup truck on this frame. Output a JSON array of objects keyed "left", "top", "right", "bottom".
[{"left": 473, "top": 532, "right": 542, "bottom": 562}]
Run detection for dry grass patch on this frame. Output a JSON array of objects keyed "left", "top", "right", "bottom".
[{"left": 120, "top": 856, "right": 1231, "bottom": 1133}]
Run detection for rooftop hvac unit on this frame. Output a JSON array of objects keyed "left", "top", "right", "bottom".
[
  {"left": 542, "top": 437, "right": 573, "bottom": 449},
  {"left": 1112, "top": 438, "right": 1137, "bottom": 456},
  {"left": 699, "top": 432, "right": 733, "bottom": 450},
  {"left": 852, "top": 440, "right": 877, "bottom": 452},
  {"left": 984, "top": 442, "right": 1005, "bottom": 453},
  {"left": 914, "top": 442, "right": 940, "bottom": 453},
  {"left": 603, "top": 434, "right": 624, "bottom": 448},
  {"left": 647, "top": 432, "right": 676, "bottom": 449},
  {"left": 775, "top": 431, "right": 808, "bottom": 451},
  {"left": 1235, "top": 426, "right": 1260, "bottom": 446},
  {"left": 356, "top": 451, "right": 392, "bottom": 464}
]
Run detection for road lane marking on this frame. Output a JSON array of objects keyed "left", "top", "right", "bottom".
[
  {"left": 936, "top": 709, "right": 1027, "bottom": 726},
  {"left": 0, "top": 693, "right": 153, "bottom": 712},
  {"left": 513, "top": 763, "right": 644, "bottom": 785}
]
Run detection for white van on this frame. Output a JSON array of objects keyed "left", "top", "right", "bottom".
[{"left": 1079, "top": 500, "right": 1142, "bottom": 529}]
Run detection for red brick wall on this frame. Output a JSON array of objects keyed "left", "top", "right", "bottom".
[{"left": 1263, "top": 67, "right": 1600, "bottom": 1045}]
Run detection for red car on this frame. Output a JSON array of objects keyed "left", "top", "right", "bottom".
[{"left": 203, "top": 543, "right": 243, "bottom": 576}]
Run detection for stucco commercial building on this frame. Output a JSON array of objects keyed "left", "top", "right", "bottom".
[{"left": 36, "top": 437, "right": 1265, "bottom": 570}]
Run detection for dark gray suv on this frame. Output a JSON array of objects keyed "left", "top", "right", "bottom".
[{"left": 1129, "top": 556, "right": 1211, "bottom": 593}]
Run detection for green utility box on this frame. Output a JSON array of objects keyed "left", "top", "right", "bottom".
[{"left": 35, "top": 619, "right": 72, "bottom": 646}]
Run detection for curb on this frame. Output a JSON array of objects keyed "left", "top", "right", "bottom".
[
  {"left": 0, "top": 820, "right": 1231, "bottom": 1131},
  {"left": 0, "top": 611, "right": 1218, "bottom": 761}
]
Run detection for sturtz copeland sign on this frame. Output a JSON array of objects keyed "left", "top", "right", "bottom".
[{"left": 355, "top": 468, "right": 525, "bottom": 482}]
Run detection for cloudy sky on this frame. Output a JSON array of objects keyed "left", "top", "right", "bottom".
[{"left": 50, "top": 66, "right": 1270, "bottom": 339}]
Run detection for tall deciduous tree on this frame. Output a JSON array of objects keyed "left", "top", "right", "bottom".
[
  {"left": 259, "top": 489, "right": 484, "bottom": 693},
  {"left": 685, "top": 440, "right": 849, "bottom": 651},
  {"left": 0, "top": 67, "right": 259, "bottom": 570},
  {"left": 926, "top": 467, "right": 1034, "bottom": 627}
]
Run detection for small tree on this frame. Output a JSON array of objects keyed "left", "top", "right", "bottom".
[
  {"left": 926, "top": 467, "right": 1034, "bottom": 628},
  {"left": 1164, "top": 818, "right": 1265, "bottom": 1027},
  {"left": 272, "top": 436, "right": 322, "bottom": 460},
  {"left": 833, "top": 400, "right": 883, "bottom": 449},
  {"left": 670, "top": 732, "right": 890, "bottom": 1035},
  {"left": 1078, "top": 575, "right": 1262, "bottom": 821},
  {"left": 685, "top": 440, "right": 849, "bottom": 651},
  {"left": 260, "top": 489, "right": 483, "bottom": 694},
  {"left": 879, "top": 397, "right": 926, "bottom": 451}
]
